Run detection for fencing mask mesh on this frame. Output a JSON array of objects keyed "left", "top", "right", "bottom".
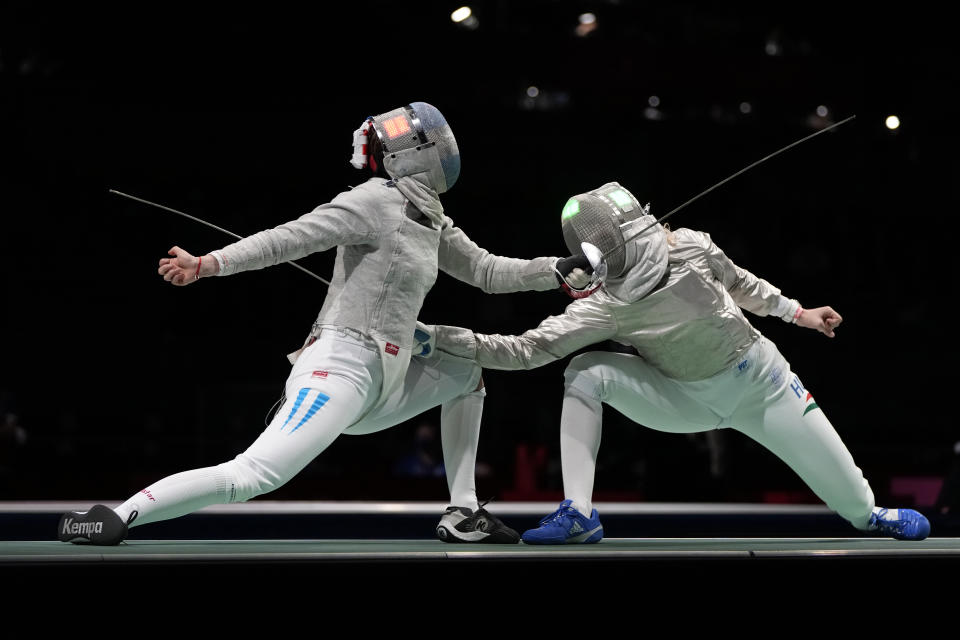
[
  {"left": 368, "top": 102, "right": 460, "bottom": 194},
  {"left": 561, "top": 182, "right": 654, "bottom": 277}
]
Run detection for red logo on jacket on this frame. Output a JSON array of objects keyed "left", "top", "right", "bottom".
[
  {"left": 385, "top": 342, "right": 399, "bottom": 356},
  {"left": 311, "top": 370, "right": 328, "bottom": 379}
]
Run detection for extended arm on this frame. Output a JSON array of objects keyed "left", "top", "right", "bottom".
[
  {"left": 431, "top": 299, "right": 618, "bottom": 370},
  {"left": 211, "top": 193, "right": 379, "bottom": 277},
  {"left": 437, "top": 217, "right": 560, "bottom": 293},
  {"left": 157, "top": 186, "right": 381, "bottom": 286}
]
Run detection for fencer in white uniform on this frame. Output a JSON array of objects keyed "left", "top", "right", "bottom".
[
  {"left": 425, "top": 182, "right": 931, "bottom": 543},
  {"left": 57, "top": 102, "right": 591, "bottom": 546}
]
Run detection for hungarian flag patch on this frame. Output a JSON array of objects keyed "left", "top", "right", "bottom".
[{"left": 802, "top": 391, "right": 820, "bottom": 416}]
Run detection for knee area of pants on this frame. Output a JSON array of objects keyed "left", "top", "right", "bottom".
[
  {"left": 564, "top": 352, "right": 612, "bottom": 378},
  {"left": 432, "top": 355, "right": 483, "bottom": 396},
  {"left": 219, "top": 456, "right": 290, "bottom": 503},
  {"left": 455, "top": 364, "right": 484, "bottom": 396},
  {"left": 563, "top": 355, "right": 607, "bottom": 399}
]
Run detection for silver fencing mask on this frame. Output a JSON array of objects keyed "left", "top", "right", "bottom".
[
  {"left": 368, "top": 102, "right": 460, "bottom": 194},
  {"left": 561, "top": 182, "right": 658, "bottom": 277}
]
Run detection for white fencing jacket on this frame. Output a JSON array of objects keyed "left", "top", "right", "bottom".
[
  {"left": 211, "top": 176, "right": 559, "bottom": 406},
  {"left": 433, "top": 227, "right": 801, "bottom": 382}
]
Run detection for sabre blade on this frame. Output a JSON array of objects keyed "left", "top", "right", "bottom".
[
  {"left": 603, "top": 114, "right": 856, "bottom": 261},
  {"left": 110, "top": 190, "right": 243, "bottom": 240},
  {"left": 109, "top": 189, "right": 331, "bottom": 286}
]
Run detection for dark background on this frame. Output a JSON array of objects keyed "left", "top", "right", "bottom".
[{"left": 1, "top": 2, "right": 957, "bottom": 511}]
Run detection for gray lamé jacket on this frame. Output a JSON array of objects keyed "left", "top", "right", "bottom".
[
  {"left": 432, "top": 227, "right": 801, "bottom": 382},
  {"left": 210, "top": 176, "right": 559, "bottom": 404}
]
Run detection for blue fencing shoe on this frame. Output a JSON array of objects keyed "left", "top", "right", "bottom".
[
  {"left": 522, "top": 499, "right": 603, "bottom": 544},
  {"left": 868, "top": 507, "right": 930, "bottom": 541}
]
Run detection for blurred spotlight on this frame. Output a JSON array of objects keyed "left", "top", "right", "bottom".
[
  {"left": 576, "top": 12, "right": 598, "bottom": 37},
  {"left": 739, "top": 101, "right": 752, "bottom": 114},
  {"left": 520, "top": 87, "right": 570, "bottom": 111},
  {"left": 648, "top": 95, "right": 660, "bottom": 108},
  {"left": 644, "top": 106, "right": 662, "bottom": 121},
  {"left": 806, "top": 106, "right": 834, "bottom": 130},
  {"left": 451, "top": 6, "right": 479, "bottom": 29},
  {"left": 885, "top": 115, "right": 901, "bottom": 130},
  {"left": 765, "top": 40, "right": 781, "bottom": 56},
  {"left": 19, "top": 56, "right": 37, "bottom": 75}
]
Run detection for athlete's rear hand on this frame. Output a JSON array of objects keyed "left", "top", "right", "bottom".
[
  {"left": 796, "top": 306, "right": 842, "bottom": 338},
  {"left": 158, "top": 246, "right": 201, "bottom": 286}
]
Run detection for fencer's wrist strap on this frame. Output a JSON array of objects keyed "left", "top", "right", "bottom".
[{"left": 194, "top": 256, "right": 202, "bottom": 280}]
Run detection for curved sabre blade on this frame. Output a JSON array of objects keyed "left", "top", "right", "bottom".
[{"left": 109, "top": 189, "right": 331, "bottom": 286}]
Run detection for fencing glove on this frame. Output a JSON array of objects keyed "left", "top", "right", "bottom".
[{"left": 413, "top": 321, "right": 436, "bottom": 358}]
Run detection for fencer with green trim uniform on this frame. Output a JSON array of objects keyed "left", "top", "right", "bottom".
[
  {"left": 427, "top": 182, "right": 929, "bottom": 541},
  {"left": 57, "top": 102, "right": 569, "bottom": 545}
]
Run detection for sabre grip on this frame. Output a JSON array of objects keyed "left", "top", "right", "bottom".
[{"left": 554, "top": 254, "right": 593, "bottom": 289}]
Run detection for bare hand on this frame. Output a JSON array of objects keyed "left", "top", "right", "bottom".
[
  {"left": 158, "top": 246, "right": 200, "bottom": 286},
  {"left": 796, "top": 306, "right": 842, "bottom": 338}
]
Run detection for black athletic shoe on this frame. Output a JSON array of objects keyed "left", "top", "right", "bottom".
[
  {"left": 58, "top": 504, "right": 129, "bottom": 545},
  {"left": 436, "top": 504, "right": 520, "bottom": 544}
]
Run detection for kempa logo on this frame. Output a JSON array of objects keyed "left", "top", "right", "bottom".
[{"left": 61, "top": 518, "right": 103, "bottom": 536}]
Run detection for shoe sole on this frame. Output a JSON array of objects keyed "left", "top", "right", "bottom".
[
  {"left": 436, "top": 524, "right": 520, "bottom": 544},
  {"left": 522, "top": 526, "right": 604, "bottom": 545},
  {"left": 58, "top": 504, "right": 127, "bottom": 545},
  {"left": 436, "top": 508, "right": 521, "bottom": 544},
  {"left": 890, "top": 522, "right": 931, "bottom": 541}
]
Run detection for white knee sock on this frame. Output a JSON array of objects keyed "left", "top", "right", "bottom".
[
  {"left": 113, "top": 464, "right": 234, "bottom": 528},
  {"left": 440, "top": 388, "right": 485, "bottom": 511},
  {"left": 561, "top": 386, "right": 603, "bottom": 517}
]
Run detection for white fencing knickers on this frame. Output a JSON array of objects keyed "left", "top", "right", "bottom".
[
  {"left": 114, "top": 328, "right": 483, "bottom": 528},
  {"left": 560, "top": 336, "right": 875, "bottom": 529}
]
